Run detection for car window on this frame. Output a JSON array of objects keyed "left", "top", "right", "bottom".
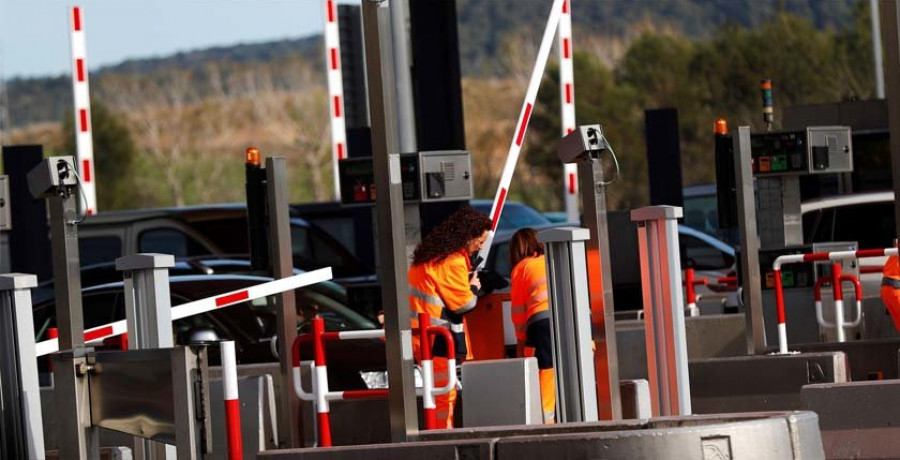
[
  {"left": 291, "top": 226, "right": 315, "bottom": 268},
  {"left": 496, "top": 205, "right": 551, "bottom": 230},
  {"left": 833, "top": 202, "right": 896, "bottom": 249},
  {"left": 83, "top": 291, "right": 121, "bottom": 330},
  {"left": 296, "top": 289, "right": 377, "bottom": 333},
  {"left": 190, "top": 217, "right": 249, "bottom": 254},
  {"left": 139, "top": 228, "right": 212, "bottom": 258},
  {"left": 804, "top": 209, "right": 835, "bottom": 243},
  {"left": 683, "top": 194, "right": 719, "bottom": 237},
  {"left": 79, "top": 236, "right": 123, "bottom": 267},
  {"left": 491, "top": 242, "right": 512, "bottom": 279},
  {"left": 681, "top": 234, "right": 734, "bottom": 270}
]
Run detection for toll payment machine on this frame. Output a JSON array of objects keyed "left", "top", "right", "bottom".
[
  {"left": 741, "top": 126, "right": 860, "bottom": 345},
  {"left": 338, "top": 150, "right": 473, "bottom": 205}
]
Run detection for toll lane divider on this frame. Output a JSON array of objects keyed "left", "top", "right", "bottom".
[
  {"left": 35, "top": 267, "right": 334, "bottom": 357},
  {"left": 772, "top": 247, "right": 898, "bottom": 354}
]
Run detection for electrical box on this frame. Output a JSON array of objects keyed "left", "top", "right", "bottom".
[
  {"left": 338, "top": 151, "right": 472, "bottom": 206},
  {"left": 0, "top": 176, "right": 9, "bottom": 231},
  {"left": 750, "top": 126, "right": 852, "bottom": 176},
  {"left": 419, "top": 151, "right": 473, "bottom": 202}
]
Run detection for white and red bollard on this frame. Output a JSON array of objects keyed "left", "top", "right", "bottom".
[
  {"left": 220, "top": 340, "right": 243, "bottom": 460},
  {"left": 813, "top": 268, "right": 863, "bottom": 342}
]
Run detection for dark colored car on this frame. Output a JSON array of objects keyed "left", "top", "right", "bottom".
[
  {"left": 470, "top": 199, "right": 553, "bottom": 231},
  {"left": 33, "top": 274, "right": 385, "bottom": 389},
  {"left": 77, "top": 204, "right": 374, "bottom": 279}
]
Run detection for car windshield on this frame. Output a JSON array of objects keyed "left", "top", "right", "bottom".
[{"left": 471, "top": 202, "right": 550, "bottom": 231}]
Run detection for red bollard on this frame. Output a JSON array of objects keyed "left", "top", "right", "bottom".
[
  {"left": 221, "top": 340, "right": 243, "bottom": 459},
  {"left": 418, "top": 312, "right": 437, "bottom": 430},
  {"left": 312, "top": 318, "right": 333, "bottom": 447}
]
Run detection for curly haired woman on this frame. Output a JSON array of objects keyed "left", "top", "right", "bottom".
[{"left": 408, "top": 206, "right": 491, "bottom": 428}]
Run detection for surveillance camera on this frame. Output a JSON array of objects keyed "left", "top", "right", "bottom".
[
  {"left": 557, "top": 124, "right": 608, "bottom": 164},
  {"left": 27, "top": 156, "right": 78, "bottom": 199}
]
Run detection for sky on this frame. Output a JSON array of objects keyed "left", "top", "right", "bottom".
[{"left": 0, "top": 0, "right": 348, "bottom": 79}]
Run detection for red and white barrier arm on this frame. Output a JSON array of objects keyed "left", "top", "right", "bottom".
[
  {"left": 558, "top": 0, "right": 579, "bottom": 222},
  {"left": 323, "top": 0, "right": 347, "bottom": 201},
  {"left": 476, "top": 0, "right": 566, "bottom": 268},
  {"left": 221, "top": 341, "right": 244, "bottom": 460},
  {"left": 35, "top": 267, "right": 334, "bottom": 357},
  {"left": 68, "top": 6, "right": 97, "bottom": 215}
]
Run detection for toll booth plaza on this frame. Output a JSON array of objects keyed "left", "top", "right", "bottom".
[{"left": 8, "top": 1, "right": 900, "bottom": 460}]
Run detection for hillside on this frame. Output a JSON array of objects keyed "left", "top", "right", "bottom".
[{"left": 4, "top": 0, "right": 857, "bottom": 128}]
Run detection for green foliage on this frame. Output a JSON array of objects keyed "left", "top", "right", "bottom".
[
  {"left": 524, "top": 9, "right": 876, "bottom": 211},
  {"left": 62, "top": 100, "right": 141, "bottom": 210}
]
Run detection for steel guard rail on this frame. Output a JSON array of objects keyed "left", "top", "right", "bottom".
[{"left": 772, "top": 247, "right": 898, "bottom": 353}]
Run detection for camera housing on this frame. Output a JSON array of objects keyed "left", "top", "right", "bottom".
[
  {"left": 557, "top": 124, "right": 607, "bottom": 164},
  {"left": 27, "top": 156, "right": 78, "bottom": 199}
]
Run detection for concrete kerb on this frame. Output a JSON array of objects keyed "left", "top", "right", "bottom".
[{"left": 257, "top": 438, "right": 497, "bottom": 460}]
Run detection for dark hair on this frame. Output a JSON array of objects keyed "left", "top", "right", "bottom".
[
  {"left": 412, "top": 207, "right": 492, "bottom": 265},
  {"left": 509, "top": 228, "right": 544, "bottom": 268}
]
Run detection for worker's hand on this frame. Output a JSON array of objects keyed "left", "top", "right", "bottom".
[{"left": 470, "top": 271, "right": 482, "bottom": 292}]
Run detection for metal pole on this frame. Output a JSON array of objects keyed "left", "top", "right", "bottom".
[
  {"left": 390, "top": 0, "right": 417, "bottom": 154},
  {"left": 265, "top": 157, "right": 301, "bottom": 448},
  {"left": 47, "top": 185, "right": 97, "bottom": 459},
  {"left": 733, "top": 126, "right": 767, "bottom": 354},
  {"left": 117, "top": 253, "right": 176, "bottom": 459},
  {"left": 538, "top": 227, "right": 598, "bottom": 423},
  {"left": 873, "top": 0, "right": 886, "bottom": 99},
  {"left": 631, "top": 206, "right": 691, "bottom": 416},
  {"left": 362, "top": 0, "right": 418, "bottom": 441},
  {"left": 0, "top": 274, "right": 45, "bottom": 460},
  {"left": 577, "top": 155, "right": 622, "bottom": 420},
  {"left": 879, "top": 0, "right": 900, "bottom": 244}
]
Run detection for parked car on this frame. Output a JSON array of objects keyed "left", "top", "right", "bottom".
[
  {"left": 470, "top": 199, "right": 553, "bottom": 231},
  {"left": 77, "top": 204, "right": 374, "bottom": 280},
  {"left": 33, "top": 273, "right": 385, "bottom": 389}
]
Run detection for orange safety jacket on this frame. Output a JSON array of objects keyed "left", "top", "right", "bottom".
[
  {"left": 408, "top": 249, "right": 477, "bottom": 360},
  {"left": 510, "top": 255, "right": 550, "bottom": 342},
  {"left": 884, "top": 255, "right": 900, "bottom": 288}
]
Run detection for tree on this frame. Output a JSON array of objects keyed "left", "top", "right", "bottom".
[{"left": 62, "top": 100, "right": 140, "bottom": 210}]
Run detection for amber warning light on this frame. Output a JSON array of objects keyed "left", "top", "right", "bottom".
[
  {"left": 714, "top": 119, "right": 728, "bottom": 135},
  {"left": 245, "top": 147, "right": 261, "bottom": 166}
]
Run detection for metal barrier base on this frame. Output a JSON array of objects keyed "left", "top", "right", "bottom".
[{"left": 258, "top": 412, "right": 824, "bottom": 459}]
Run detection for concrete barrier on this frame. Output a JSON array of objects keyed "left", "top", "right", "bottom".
[
  {"left": 788, "top": 338, "right": 900, "bottom": 380},
  {"left": 802, "top": 380, "right": 900, "bottom": 459},
  {"left": 495, "top": 412, "right": 823, "bottom": 460},
  {"left": 617, "top": 314, "right": 747, "bottom": 381},
  {"left": 266, "top": 412, "right": 823, "bottom": 459},
  {"left": 690, "top": 352, "right": 849, "bottom": 414},
  {"left": 258, "top": 438, "right": 496, "bottom": 459}
]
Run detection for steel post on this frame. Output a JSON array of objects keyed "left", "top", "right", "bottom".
[
  {"left": 733, "top": 126, "right": 767, "bottom": 354},
  {"left": 538, "top": 227, "right": 599, "bottom": 423},
  {"left": 47, "top": 188, "right": 97, "bottom": 459},
  {"left": 117, "top": 253, "right": 176, "bottom": 459},
  {"left": 632, "top": 206, "right": 691, "bottom": 416},
  {"left": 362, "top": 0, "right": 419, "bottom": 441},
  {"left": 265, "top": 157, "right": 301, "bottom": 448},
  {"left": 0, "top": 274, "right": 44, "bottom": 460},
  {"left": 577, "top": 155, "right": 622, "bottom": 420},
  {"left": 879, "top": 0, "right": 900, "bottom": 244}
]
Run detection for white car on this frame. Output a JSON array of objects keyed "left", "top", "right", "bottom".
[{"left": 801, "top": 190, "right": 895, "bottom": 292}]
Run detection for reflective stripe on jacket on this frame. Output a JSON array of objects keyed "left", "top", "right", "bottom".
[
  {"left": 408, "top": 249, "right": 476, "bottom": 359},
  {"left": 510, "top": 255, "right": 549, "bottom": 341},
  {"left": 884, "top": 255, "right": 900, "bottom": 289}
]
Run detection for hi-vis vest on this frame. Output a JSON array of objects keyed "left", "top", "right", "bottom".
[
  {"left": 884, "top": 255, "right": 900, "bottom": 289},
  {"left": 510, "top": 255, "right": 549, "bottom": 341},
  {"left": 408, "top": 249, "right": 477, "bottom": 360}
]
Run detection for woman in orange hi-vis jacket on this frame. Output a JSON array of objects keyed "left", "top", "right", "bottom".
[
  {"left": 882, "top": 240, "right": 900, "bottom": 331},
  {"left": 509, "top": 228, "right": 555, "bottom": 424},
  {"left": 408, "top": 207, "right": 491, "bottom": 428}
]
